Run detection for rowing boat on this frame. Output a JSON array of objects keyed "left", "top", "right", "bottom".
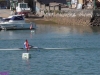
[{"left": 0, "top": 47, "right": 71, "bottom": 50}]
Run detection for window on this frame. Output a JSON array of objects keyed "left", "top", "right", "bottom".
[
  {"left": 20, "top": 4, "right": 27, "bottom": 8},
  {"left": 11, "top": 16, "right": 24, "bottom": 20}
]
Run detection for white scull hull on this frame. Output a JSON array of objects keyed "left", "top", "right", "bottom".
[{"left": 0, "top": 47, "right": 71, "bottom": 50}]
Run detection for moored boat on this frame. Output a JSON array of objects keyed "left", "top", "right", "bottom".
[{"left": 0, "top": 15, "right": 36, "bottom": 30}]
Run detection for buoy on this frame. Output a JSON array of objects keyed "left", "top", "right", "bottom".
[
  {"left": 22, "top": 53, "right": 31, "bottom": 59},
  {"left": 31, "top": 30, "right": 34, "bottom": 32}
]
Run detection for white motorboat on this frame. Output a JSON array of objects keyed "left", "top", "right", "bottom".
[{"left": 0, "top": 15, "right": 36, "bottom": 30}]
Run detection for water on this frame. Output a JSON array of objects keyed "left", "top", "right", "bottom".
[{"left": 0, "top": 25, "right": 100, "bottom": 75}]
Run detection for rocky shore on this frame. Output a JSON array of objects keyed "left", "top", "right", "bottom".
[
  {"left": 26, "top": 9, "right": 92, "bottom": 26},
  {"left": 1, "top": 9, "right": 99, "bottom": 26}
]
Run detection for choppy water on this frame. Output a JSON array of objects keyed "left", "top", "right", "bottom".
[{"left": 0, "top": 25, "right": 100, "bottom": 75}]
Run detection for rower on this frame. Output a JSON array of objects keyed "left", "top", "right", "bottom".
[
  {"left": 24, "top": 39, "right": 30, "bottom": 52},
  {"left": 24, "top": 39, "right": 34, "bottom": 50}
]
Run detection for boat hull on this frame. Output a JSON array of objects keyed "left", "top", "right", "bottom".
[{"left": 0, "top": 23, "right": 36, "bottom": 30}]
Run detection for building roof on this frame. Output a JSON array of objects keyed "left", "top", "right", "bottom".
[
  {"left": 49, "top": 2, "right": 62, "bottom": 6},
  {"left": 37, "top": 0, "right": 68, "bottom": 4}
]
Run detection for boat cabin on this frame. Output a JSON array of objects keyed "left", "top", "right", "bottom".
[{"left": 2, "top": 15, "right": 24, "bottom": 22}]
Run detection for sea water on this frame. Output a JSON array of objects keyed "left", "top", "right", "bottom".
[{"left": 0, "top": 25, "right": 100, "bottom": 75}]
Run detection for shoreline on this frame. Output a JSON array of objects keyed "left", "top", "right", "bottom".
[
  {"left": 0, "top": 9, "right": 96, "bottom": 26},
  {"left": 25, "top": 18, "right": 57, "bottom": 25},
  {"left": 25, "top": 9, "right": 92, "bottom": 26},
  {"left": 25, "top": 17, "right": 91, "bottom": 26}
]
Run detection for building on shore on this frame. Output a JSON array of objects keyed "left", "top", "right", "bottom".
[
  {"left": 1, "top": 0, "right": 100, "bottom": 9},
  {"left": 1, "top": 0, "right": 100, "bottom": 15},
  {"left": 3, "top": 0, "right": 100, "bottom": 10},
  {"left": 0, "top": 0, "right": 8, "bottom": 8},
  {"left": 28, "top": 0, "right": 99, "bottom": 15}
]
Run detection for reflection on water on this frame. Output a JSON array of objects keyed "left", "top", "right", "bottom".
[
  {"left": 0, "top": 25, "right": 100, "bottom": 40},
  {"left": 36, "top": 25, "right": 100, "bottom": 35},
  {"left": 0, "top": 25, "right": 100, "bottom": 39},
  {"left": 90, "top": 26, "right": 100, "bottom": 33}
]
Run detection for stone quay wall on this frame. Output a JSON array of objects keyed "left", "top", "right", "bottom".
[
  {"left": 90, "top": 9, "right": 100, "bottom": 26},
  {"left": 43, "top": 9, "right": 93, "bottom": 25}
]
